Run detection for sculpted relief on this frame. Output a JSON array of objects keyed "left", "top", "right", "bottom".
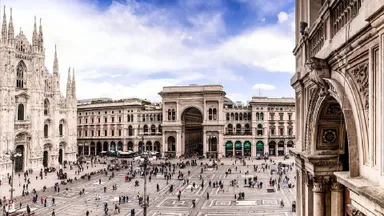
[{"left": 348, "top": 61, "right": 369, "bottom": 110}]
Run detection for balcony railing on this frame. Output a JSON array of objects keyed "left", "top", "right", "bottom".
[
  {"left": 331, "top": 0, "right": 363, "bottom": 37},
  {"left": 309, "top": 22, "right": 325, "bottom": 57}
]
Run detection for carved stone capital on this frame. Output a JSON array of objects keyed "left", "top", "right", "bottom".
[
  {"left": 330, "top": 181, "right": 344, "bottom": 191},
  {"left": 312, "top": 176, "right": 329, "bottom": 193}
]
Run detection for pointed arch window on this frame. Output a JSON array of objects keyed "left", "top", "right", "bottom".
[
  {"left": 17, "top": 104, "right": 25, "bottom": 120},
  {"left": 239, "top": 113, "right": 243, "bottom": 121},
  {"left": 260, "top": 112, "right": 264, "bottom": 120},
  {"left": 235, "top": 113, "right": 239, "bottom": 121},
  {"left": 226, "top": 113, "right": 229, "bottom": 121},
  {"left": 16, "top": 61, "right": 26, "bottom": 88},
  {"left": 127, "top": 115, "right": 131, "bottom": 122},
  {"left": 256, "top": 113, "right": 259, "bottom": 121},
  {"left": 59, "top": 124, "right": 63, "bottom": 136},
  {"left": 44, "top": 99, "right": 49, "bottom": 116},
  {"left": 44, "top": 124, "right": 49, "bottom": 138}
]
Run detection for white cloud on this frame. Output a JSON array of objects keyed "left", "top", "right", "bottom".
[
  {"left": 2, "top": 0, "right": 294, "bottom": 100},
  {"left": 252, "top": 83, "right": 276, "bottom": 91},
  {"left": 277, "top": 11, "right": 289, "bottom": 23}
]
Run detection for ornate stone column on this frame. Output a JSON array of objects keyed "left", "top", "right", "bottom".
[
  {"left": 331, "top": 181, "right": 344, "bottom": 216},
  {"left": 313, "top": 177, "right": 326, "bottom": 216},
  {"left": 304, "top": 172, "right": 314, "bottom": 216}
]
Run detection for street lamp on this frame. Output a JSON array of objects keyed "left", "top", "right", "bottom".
[
  {"left": 6, "top": 150, "right": 22, "bottom": 211},
  {"left": 141, "top": 154, "right": 149, "bottom": 216}
]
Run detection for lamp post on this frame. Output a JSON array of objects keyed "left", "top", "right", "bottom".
[
  {"left": 6, "top": 150, "right": 22, "bottom": 212},
  {"left": 142, "top": 154, "right": 149, "bottom": 216}
]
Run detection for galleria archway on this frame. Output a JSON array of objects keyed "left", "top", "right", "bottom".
[{"left": 181, "top": 107, "right": 203, "bottom": 157}]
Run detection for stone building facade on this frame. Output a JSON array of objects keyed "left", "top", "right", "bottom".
[
  {"left": 292, "top": 0, "right": 384, "bottom": 215},
  {"left": 77, "top": 85, "right": 295, "bottom": 159},
  {"left": 0, "top": 8, "right": 77, "bottom": 175}
]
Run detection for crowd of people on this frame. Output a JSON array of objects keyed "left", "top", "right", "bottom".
[{"left": 0, "top": 154, "right": 296, "bottom": 215}]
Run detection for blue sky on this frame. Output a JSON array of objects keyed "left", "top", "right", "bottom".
[{"left": 2, "top": 0, "right": 296, "bottom": 102}]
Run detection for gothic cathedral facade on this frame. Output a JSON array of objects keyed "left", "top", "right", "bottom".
[{"left": 0, "top": 7, "right": 77, "bottom": 176}]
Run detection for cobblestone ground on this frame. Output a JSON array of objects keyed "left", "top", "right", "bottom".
[{"left": 4, "top": 157, "right": 296, "bottom": 216}]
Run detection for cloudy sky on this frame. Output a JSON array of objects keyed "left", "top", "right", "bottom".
[{"left": 2, "top": 0, "right": 295, "bottom": 102}]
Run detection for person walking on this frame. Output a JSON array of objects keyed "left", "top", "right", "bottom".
[{"left": 52, "top": 209, "right": 56, "bottom": 216}]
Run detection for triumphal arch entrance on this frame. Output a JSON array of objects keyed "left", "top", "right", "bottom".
[{"left": 159, "top": 85, "right": 225, "bottom": 158}]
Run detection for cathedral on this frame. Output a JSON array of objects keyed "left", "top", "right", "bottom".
[{"left": 0, "top": 7, "right": 77, "bottom": 176}]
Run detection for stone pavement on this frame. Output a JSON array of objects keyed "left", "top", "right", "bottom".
[
  {"left": 2, "top": 156, "right": 296, "bottom": 216},
  {"left": 0, "top": 162, "right": 107, "bottom": 200}
]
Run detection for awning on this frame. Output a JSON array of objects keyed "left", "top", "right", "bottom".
[
  {"left": 225, "top": 141, "right": 233, "bottom": 149},
  {"left": 256, "top": 141, "right": 264, "bottom": 149},
  {"left": 244, "top": 141, "right": 251, "bottom": 149},
  {"left": 235, "top": 141, "right": 242, "bottom": 149}
]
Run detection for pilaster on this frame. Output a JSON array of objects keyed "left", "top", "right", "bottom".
[
  {"left": 313, "top": 176, "right": 328, "bottom": 216},
  {"left": 330, "top": 180, "right": 344, "bottom": 216}
]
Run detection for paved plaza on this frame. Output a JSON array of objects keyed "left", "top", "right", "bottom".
[{"left": 1, "top": 157, "right": 296, "bottom": 216}]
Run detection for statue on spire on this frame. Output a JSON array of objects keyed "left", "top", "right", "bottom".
[
  {"left": 32, "top": 16, "right": 38, "bottom": 47},
  {"left": 53, "top": 45, "right": 59, "bottom": 74},
  {"left": 8, "top": 8, "right": 14, "bottom": 43},
  {"left": 66, "top": 67, "right": 72, "bottom": 99},
  {"left": 38, "top": 18, "right": 44, "bottom": 51},
  {"left": 1, "top": 6, "right": 7, "bottom": 43},
  {"left": 72, "top": 68, "right": 76, "bottom": 98}
]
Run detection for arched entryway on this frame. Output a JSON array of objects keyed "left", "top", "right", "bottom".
[
  {"left": 84, "top": 143, "right": 89, "bottom": 155},
  {"left": 167, "top": 136, "right": 176, "bottom": 152},
  {"left": 90, "top": 142, "right": 96, "bottom": 155},
  {"left": 287, "top": 140, "right": 293, "bottom": 148},
  {"left": 96, "top": 142, "right": 102, "bottom": 155},
  {"left": 207, "top": 136, "right": 218, "bottom": 158},
  {"left": 58, "top": 149, "right": 63, "bottom": 164},
  {"left": 243, "top": 141, "right": 251, "bottom": 157},
  {"left": 235, "top": 141, "right": 242, "bottom": 157},
  {"left": 15, "top": 145, "right": 25, "bottom": 172},
  {"left": 59, "top": 142, "right": 66, "bottom": 164},
  {"left": 43, "top": 151, "right": 49, "bottom": 167},
  {"left": 316, "top": 97, "right": 350, "bottom": 172},
  {"left": 110, "top": 142, "right": 116, "bottom": 151},
  {"left": 225, "top": 141, "right": 233, "bottom": 157},
  {"left": 256, "top": 141, "right": 264, "bottom": 158},
  {"left": 278, "top": 141, "right": 284, "bottom": 156},
  {"left": 181, "top": 107, "right": 203, "bottom": 157},
  {"left": 117, "top": 141, "right": 123, "bottom": 151},
  {"left": 153, "top": 141, "right": 160, "bottom": 152},
  {"left": 269, "top": 141, "right": 276, "bottom": 156},
  {"left": 43, "top": 143, "right": 52, "bottom": 167},
  {"left": 138, "top": 141, "right": 143, "bottom": 153},
  {"left": 103, "top": 142, "right": 108, "bottom": 151},
  {"left": 78, "top": 143, "right": 83, "bottom": 155},
  {"left": 127, "top": 141, "right": 134, "bottom": 151},
  {"left": 146, "top": 141, "right": 152, "bottom": 151}
]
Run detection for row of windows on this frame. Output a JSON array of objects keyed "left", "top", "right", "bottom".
[
  {"left": 44, "top": 124, "right": 64, "bottom": 138},
  {"left": 79, "top": 109, "right": 137, "bottom": 116},
  {"left": 78, "top": 124, "right": 163, "bottom": 137},
  {"left": 226, "top": 112, "right": 252, "bottom": 121},
  {"left": 79, "top": 114, "right": 164, "bottom": 124},
  {"left": 225, "top": 112, "right": 293, "bottom": 121},
  {"left": 226, "top": 124, "right": 293, "bottom": 136}
]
